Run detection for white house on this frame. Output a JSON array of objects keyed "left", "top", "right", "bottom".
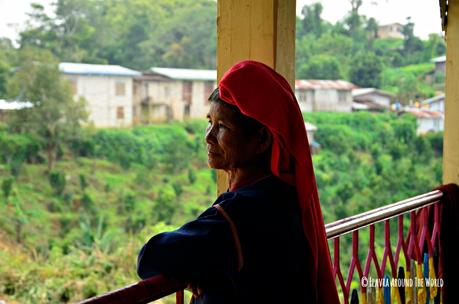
[
  {"left": 295, "top": 80, "right": 355, "bottom": 112},
  {"left": 352, "top": 88, "right": 394, "bottom": 111},
  {"left": 404, "top": 109, "right": 444, "bottom": 134},
  {"left": 59, "top": 62, "right": 141, "bottom": 127},
  {"left": 421, "top": 94, "right": 444, "bottom": 112},
  {"left": 432, "top": 55, "right": 446, "bottom": 78},
  {"left": 133, "top": 67, "right": 217, "bottom": 123},
  {"left": 377, "top": 23, "right": 404, "bottom": 39},
  {"left": 0, "top": 99, "right": 33, "bottom": 122}
]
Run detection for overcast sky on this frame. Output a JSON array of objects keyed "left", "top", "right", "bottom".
[{"left": 0, "top": 0, "right": 443, "bottom": 43}]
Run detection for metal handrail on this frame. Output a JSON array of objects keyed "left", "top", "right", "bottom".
[
  {"left": 78, "top": 275, "right": 186, "bottom": 304},
  {"left": 325, "top": 190, "right": 443, "bottom": 239},
  {"left": 78, "top": 190, "right": 443, "bottom": 304}
]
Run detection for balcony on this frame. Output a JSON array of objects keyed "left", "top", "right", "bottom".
[{"left": 78, "top": 185, "right": 457, "bottom": 304}]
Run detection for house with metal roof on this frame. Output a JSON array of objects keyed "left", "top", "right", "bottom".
[
  {"left": 59, "top": 62, "right": 141, "bottom": 127},
  {"left": 421, "top": 94, "right": 445, "bottom": 112},
  {"left": 402, "top": 108, "right": 444, "bottom": 134},
  {"left": 294, "top": 80, "right": 355, "bottom": 112},
  {"left": 133, "top": 67, "right": 217, "bottom": 123},
  {"left": 377, "top": 23, "right": 404, "bottom": 39},
  {"left": 352, "top": 88, "right": 395, "bottom": 112},
  {"left": 432, "top": 55, "right": 446, "bottom": 79}
]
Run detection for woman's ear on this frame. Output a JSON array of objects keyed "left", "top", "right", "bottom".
[{"left": 256, "top": 127, "right": 272, "bottom": 155}]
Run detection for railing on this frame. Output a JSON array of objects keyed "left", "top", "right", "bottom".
[
  {"left": 328, "top": 190, "right": 443, "bottom": 304},
  {"left": 79, "top": 190, "right": 444, "bottom": 304}
]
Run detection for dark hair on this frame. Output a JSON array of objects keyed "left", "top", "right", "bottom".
[{"left": 208, "top": 88, "right": 264, "bottom": 137}]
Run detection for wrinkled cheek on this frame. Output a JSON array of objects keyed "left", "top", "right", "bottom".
[{"left": 207, "top": 154, "right": 226, "bottom": 169}]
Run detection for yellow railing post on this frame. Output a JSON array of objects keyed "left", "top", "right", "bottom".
[
  {"left": 444, "top": 0, "right": 459, "bottom": 185},
  {"left": 215, "top": 0, "right": 296, "bottom": 194}
]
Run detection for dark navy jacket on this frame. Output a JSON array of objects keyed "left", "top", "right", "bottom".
[{"left": 137, "top": 175, "right": 314, "bottom": 303}]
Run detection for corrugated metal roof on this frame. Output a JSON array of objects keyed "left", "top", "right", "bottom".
[
  {"left": 421, "top": 94, "right": 445, "bottom": 105},
  {"left": 404, "top": 109, "right": 444, "bottom": 119},
  {"left": 150, "top": 67, "right": 217, "bottom": 81},
  {"left": 352, "top": 88, "right": 395, "bottom": 98},
  {"left": 352, "top": 100, "right": 389, "bottom": 111},
  {"left": 295, "top": 79, "right": 355, "bottom": 90},
  {"left": 59, "top": 62, "right": 141, "bottom": 77},
  {"left": 432, "top": 55, "right": 446, "bottom": 63},
  {"left": 352, "top": 102, "right": 369, "bottom": 110},
  {"left": 0, "top": 99, "right": 33, "bottom": 110}
]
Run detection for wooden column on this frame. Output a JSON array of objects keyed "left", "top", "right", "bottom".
[
  {"left": 444, "top": 1, "right": 459, "bottom": 185},
  {"left": 216, "top": 0, "right": 296, "bottom": 194}
]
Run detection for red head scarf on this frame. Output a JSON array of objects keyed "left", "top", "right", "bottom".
[{"left": 219, "top": 60, "right": 339, "bottom": 303}]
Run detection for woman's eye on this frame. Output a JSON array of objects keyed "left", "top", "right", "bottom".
[{"left": 218, "top": 123, "right": 226, "bottom": 129}]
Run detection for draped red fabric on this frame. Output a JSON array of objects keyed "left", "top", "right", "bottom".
[{"left": 219, "top": 60, "right": 339, "bottom": 303}]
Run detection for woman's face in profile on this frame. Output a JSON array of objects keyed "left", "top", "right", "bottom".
[{"left": 205, "top": 102, "right": 259, "bottom": 171}]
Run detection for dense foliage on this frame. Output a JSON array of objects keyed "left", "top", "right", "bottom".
[
  {"left": 0, "top": 114, "right": 443, "bottom": 302},
  {"left": 17, "top": 0, "right": 217, "bottom": 70}
]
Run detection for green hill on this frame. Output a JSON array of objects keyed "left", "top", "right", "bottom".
[{"left": 0, "top": 113, "right": 442, "bottom": 303}]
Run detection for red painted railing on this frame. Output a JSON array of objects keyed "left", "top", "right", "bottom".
[
  {"left": 328, "top": 190, "right": 443, "bottom": 303},
  {"left": 78, "top": 190, "right": 444, "bottom": 304}
]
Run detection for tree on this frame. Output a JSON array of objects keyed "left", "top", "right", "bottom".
[
  {"left": 349, "top": 52, "right": 383, "bottom": 87},
  {"left": 0, "top": 38, "right": 16, "bottom": 97},
  {"left": 400, "top": 17, "right": 424, "bottom": 64},
  {"left": 6, "top": 48, "right": 87, "bottom": 171},
  {"left": 365, "top": 17, "right": 379, "bottom": 40},
  {"left": 301, "top": 3, "right": 325, "bottom": 37},
  {"left": 298, "top": 55, "right": 343, "bottom": 80},
  {"left": 345, "top": 0, "right": 363, "bottom": 37},
  {"left": 19, "top": 0, "right": 217, "bottom": 69},
  {"left": 422, "top": 33, "right": 446, "bottom": 61}
]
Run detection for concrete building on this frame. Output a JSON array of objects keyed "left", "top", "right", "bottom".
[
  {"left": 352, "top": 88, "right": 394, "bottom": 111},
  {"left": 377, "top": 23, "right": 404, "bottom": 39},
  {"left": 403, "top": 109, "right": 444, "bottom": 134},
  {"left": 295, "top": 80, "right": 355, "bottom": 112},
  {"left": 421, "top": 94, "right": 445, "bottom": 112},
  {"left": 134, "top": 67, "right": 217, "bottom": 123},
  {"left": 59, "top": 62, "right": 141, "bottom": 127},
  {"left": 432, "top": 55, "right": 446, "bottom": 78}
]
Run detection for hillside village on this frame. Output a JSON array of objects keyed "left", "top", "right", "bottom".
[
  {"left": 1, "top": 58, "right": 445, "bottom": 137},
  {"left": 0, "top": 1, "right": 451, "bottom": 302}
]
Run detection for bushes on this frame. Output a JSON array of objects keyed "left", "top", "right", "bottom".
[
  {"left": 49, "top": 171, "right": 66, "bottom": 196},
  {"left": 0, "top": 132, "right": 43, "bottom": 176},
  {"left": 0, "top": 116, "right": 443, "bottom": 303},
  {"left": 308, "top": 112, "right": 442, "bottom": 223}
]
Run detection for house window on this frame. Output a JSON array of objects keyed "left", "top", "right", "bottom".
[
  {"left": 182, "top": 81, "right": 192, "bottom": 104},
  {"left": 115, "top": 82, "right": 126, "bottom": 96},
  {"left": 204, "top": 81, "right": 214, "bottom": 104},
  {"left": 69, "top": 78, "right": 77, "bottom": 95},
  {"left": 164, "top": 85, "right": 171, "bottom": 98},
  {"left": 434, "top": 119, "right": 440, "bottom": 129},
  {"left": 338, "top": 90, "right": 348, "bottom": 103},
  {"left": 116, "top": 106, "right": 125, "bottom": 119}
]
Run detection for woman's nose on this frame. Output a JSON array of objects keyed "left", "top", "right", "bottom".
[{"left": 205, "top": 125, "right": 216, "bottom": 144}]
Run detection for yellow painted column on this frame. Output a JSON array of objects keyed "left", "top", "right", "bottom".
[
  {"left": 216, "top": 0, "right": 296, "bottom": 194},
  {"left": 444, "top": 0, "right": 459, "bottom": 185}
]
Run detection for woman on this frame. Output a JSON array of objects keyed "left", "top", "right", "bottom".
[{"left": 137, "top": 60, "right": 339, "bottom": 303}]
